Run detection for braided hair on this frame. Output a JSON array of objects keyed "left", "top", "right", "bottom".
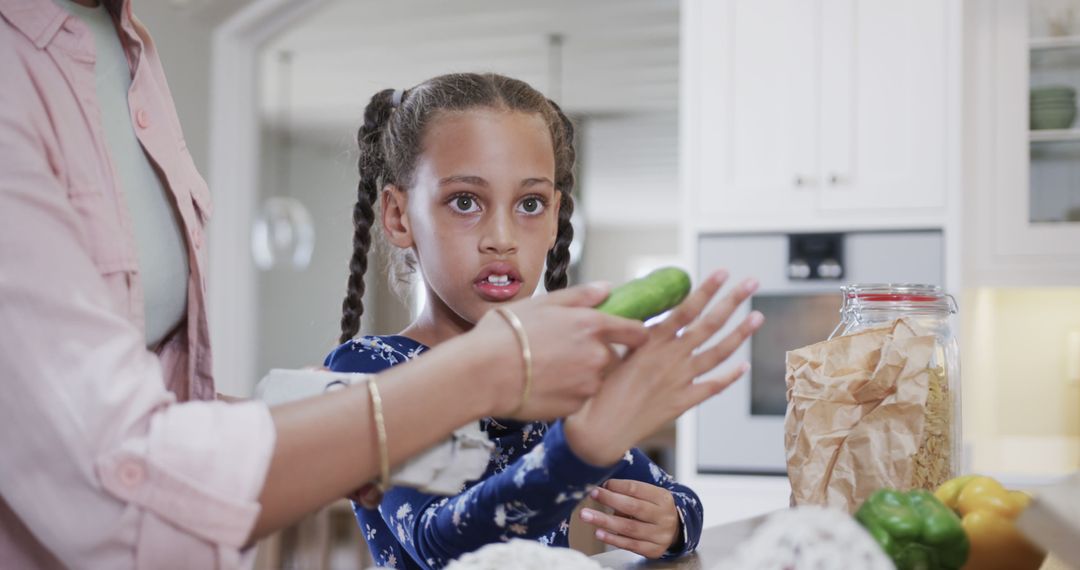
[
  {"left": 338, "top": 89, "right": 395, "bottom": 343},
  {"left": 338, "top": 74, "right": 578, "bottom": 343}
]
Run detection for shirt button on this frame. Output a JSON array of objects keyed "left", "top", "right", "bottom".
[
  {"left": 135, "top": 108, "right": 150, "bottom": 129},
  {"left": 119, "top": 462, "right": 145, "bottom": 487}
]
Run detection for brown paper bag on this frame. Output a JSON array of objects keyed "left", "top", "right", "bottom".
[{"left": 784, "top": 319, "right": 936, "bottom": 513}]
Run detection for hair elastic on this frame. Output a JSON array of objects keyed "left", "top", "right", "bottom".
[{"left": 391, "top": 89, "right": 404, "bottom": 108}]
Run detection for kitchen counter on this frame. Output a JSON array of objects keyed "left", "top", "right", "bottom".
[
  {"left": 591, "top": 513, "right": 768, "bottom": 569},
  {"left": 591, "top": 510, "right": 1076, "bottom": 570}
]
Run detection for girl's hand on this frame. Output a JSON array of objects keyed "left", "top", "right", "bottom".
[
  {"left": 469, "top": 282, "right": 648, "bottom": 421},
  {"left": 347, "top": 483, "right": 383, "bottom": 509},
  {"left": 579, "top": 479, "right": 681, "bottom": 559},
  {"left": 564, "top": 270, "right": 763, "bottom": 466}
]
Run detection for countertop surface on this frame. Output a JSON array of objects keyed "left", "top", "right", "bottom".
[{"left": 591, "top": 514, "right": 768, "bottom": 569}]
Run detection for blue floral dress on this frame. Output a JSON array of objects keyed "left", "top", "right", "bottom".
[{"left": 325, "top": 335, "right": 703, "bottom": 570}]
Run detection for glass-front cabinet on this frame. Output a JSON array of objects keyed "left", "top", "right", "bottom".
[
  {"left": 966, "top": 0, "right": 1080, "bottom": 285},
  {"left": 1029, "top": 2, "right": 1080, "bottom": 225}
]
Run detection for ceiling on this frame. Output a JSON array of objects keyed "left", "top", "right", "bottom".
[{"left": 259, "top": 0, "right": 679, "bottom": 144}]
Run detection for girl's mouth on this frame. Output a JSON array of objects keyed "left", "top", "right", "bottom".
[{"left": 474, "top": 263, "right": 523, "bottom": 302}]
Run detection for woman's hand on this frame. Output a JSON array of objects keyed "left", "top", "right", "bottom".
[
  {"left": 469, "top": 282, "right": 648, "bottom": 421},
  {"left": 580, "top": 479, "right": 681, "bottom": 559},
  {"left": 564, "top": 270, "right": 763, "bottom": 466}
]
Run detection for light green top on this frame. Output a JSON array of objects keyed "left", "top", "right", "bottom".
[{"left": 58, "top": 1, "right": 190, "bottom": 349}]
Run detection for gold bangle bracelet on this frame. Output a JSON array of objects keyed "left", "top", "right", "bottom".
[
  {"left": 367, "top": 379, "right": 390, "bottom": 491},
  {"left": 494, "top": 307, "right": 533, "bottom": 417}
]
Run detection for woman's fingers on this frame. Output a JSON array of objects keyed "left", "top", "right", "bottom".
[
  {"left": 683, "top": 363, "right": 750, "bottom": 410},
  {"left": 537, "top": 281, "right": 612, "bottom": 308},
  {"left": 650, "top": 270, "right": 728, "bottom": 339},
  {"left": 679, "top": 278, "right": 760, "bottom": 349},
  {"left": 583, "top": 311, "right": 649, "bottom": 348},
  {"left": 689, "top": 311, "right": 764, "bottom": 377}
]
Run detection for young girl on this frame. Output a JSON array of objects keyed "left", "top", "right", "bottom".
[{"left": 325, "top": 73, "right": 763, "bottom": 569}]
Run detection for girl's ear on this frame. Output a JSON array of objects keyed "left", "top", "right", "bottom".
[
  {"left": 549, "top": 190, "right": 563, "bottom": 249},
  {"left": 382, "top": 185, "right": 414, "bottom": 249}
]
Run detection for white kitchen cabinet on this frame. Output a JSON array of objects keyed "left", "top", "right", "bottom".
[
  {"left": 691, "top": 0, "right": 820, "bottom": 224},
  {"left": 964, "top": 0, "right": 1080, "bottom": 286},
  {"left": 816, "top": 0, "right": 950, "bottom": 214},
  {"left": 685, "top": 0, "right": 957, "bottom": 231}
]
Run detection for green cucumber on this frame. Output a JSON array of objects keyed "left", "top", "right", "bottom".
[{"left": 596, "top": 267, "right": 692, "bottom": 321}]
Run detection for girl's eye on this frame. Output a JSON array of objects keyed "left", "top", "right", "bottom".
[
  {"left": 449, "top": 195, "right": 480, "bottom": 214},
  {"left": 517, "top": 197, "right": 546, "bottom": 215}
]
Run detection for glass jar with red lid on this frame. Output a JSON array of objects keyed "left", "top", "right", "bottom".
[{"left": 830, "top": 284, "right": 961, "bottom": 489}]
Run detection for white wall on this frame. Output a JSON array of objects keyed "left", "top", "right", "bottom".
[
  {"left": 580, "top": 112, "right": 680, "bottom": 228},
  {"left": 133, "top": 1, "right": 215, "bottom": 171},
  {"left": 580, "top": 226, "right": 680, "bottom": 285},
  {"left": 254, "top": 135, "right": 413, "bottom": 379}
]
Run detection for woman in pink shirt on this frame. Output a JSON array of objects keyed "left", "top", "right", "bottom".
[{"left": 0, "top": 1, "right": 752, "bottom": 568}]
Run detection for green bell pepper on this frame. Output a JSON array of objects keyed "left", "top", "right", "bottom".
[{"left": 855, "top": 489, "right": 970, "bottom": 570}]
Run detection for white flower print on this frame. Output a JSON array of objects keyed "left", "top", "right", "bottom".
[
  {"left": 365, "top": 524, "right": 377, "bottom": 541},
  {"left": 672, "top": 490, "right": 699, "bottom": 508},
  {"left": 555, "top": 485, "right": 592, "bottom": 504},
  {"left": 513, "top": 443, "right": 547, "bottom": 487},
  {"left": 624, "top": 450, "right": 634, "bottom": 464},
  {"left": 378, "top": 549, "right": 398, "bottom": 568},
  {"left": 391, "top": 501, "right": 416, "bottom": 546},
  {"left": 492, "top": 444, "right": 514, "bottom": 473},
  {"left": 355, "top": 336, "right": 421, "bottom": 367},
  {"left": 558, "top": 519, "right": 570, "bottom": 535},
  {"left": 494, "top": 500, "right": 539, "bottom": 531},
  {"left": 451, "top": 485, "right": 481, "bottom": 532},
  {"left": 649, "top": 462, "right": 674, "bottom": 485},
  {"left": 422, "top": 498, "right": 447, "bottom": 531}
]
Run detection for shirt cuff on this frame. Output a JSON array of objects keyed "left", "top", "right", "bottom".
[
  {"left": 96, "top": 400, "right": 276, "bottom": 548},
  {"left": 661, "top": 504, "right": 691, "bottom": 559}
]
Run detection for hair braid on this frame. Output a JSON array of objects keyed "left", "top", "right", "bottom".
[
  {"left": 339, "top": 89, "right": 396, "bottom": 343},
  {"left": 544, "top": 99, "right": 577, "bottom": 292}
]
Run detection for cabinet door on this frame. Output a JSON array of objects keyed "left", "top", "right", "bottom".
[
  {"left": 817, "top": 0, "right": 950, "bottom": 214},
  {"left": 997, "top": 0, "right": 1080, "bottom": 258},
  {"left": 693, "top": 0, "right": 819, "bottom": 227}
]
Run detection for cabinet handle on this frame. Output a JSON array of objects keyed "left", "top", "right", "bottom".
[
  {"left": 794, "top": 175, "right": 818, "bottom": 187},
  {"left": 828, "top": 173, "right": 848, "bottom": 185}
]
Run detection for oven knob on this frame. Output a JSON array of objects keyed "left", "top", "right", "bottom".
[
  {"left": 788, "top": 259, "right": 811, "bottom": 280},
  {"left": 818, "top": 258, "right": 843, "bottom": 279}
]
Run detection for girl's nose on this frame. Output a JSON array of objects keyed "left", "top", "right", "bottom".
[{"left": 478, "top": 211, "right": 518, "bottom": 255}]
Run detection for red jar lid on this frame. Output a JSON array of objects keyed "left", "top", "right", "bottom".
[{"left": 851, "top": 293, "right": 941, "bottom": 303}]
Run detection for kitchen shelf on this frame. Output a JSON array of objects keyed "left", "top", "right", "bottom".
[
  {"left": 1030, "top": 35, "right": 1080, "bottom": 50},
  {"left": 1030, "top": 129, "right": 1080, "bottom": 143}
]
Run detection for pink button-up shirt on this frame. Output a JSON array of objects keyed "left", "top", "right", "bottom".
[{"left": 0, "top": 0, "right": 275, "bottom": 567}]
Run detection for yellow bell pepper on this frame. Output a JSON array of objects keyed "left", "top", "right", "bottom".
[{"left": 934, "top": 476, "right": 1045, "bottom": 570}]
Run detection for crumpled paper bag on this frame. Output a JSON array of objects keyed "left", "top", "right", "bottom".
[{"left": 784, "top": 319, "right": 935, "bottom": 513}]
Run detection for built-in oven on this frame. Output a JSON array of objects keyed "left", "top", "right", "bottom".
[{"left": 695, "top": 230, "right": 944, "bottom": 475}]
